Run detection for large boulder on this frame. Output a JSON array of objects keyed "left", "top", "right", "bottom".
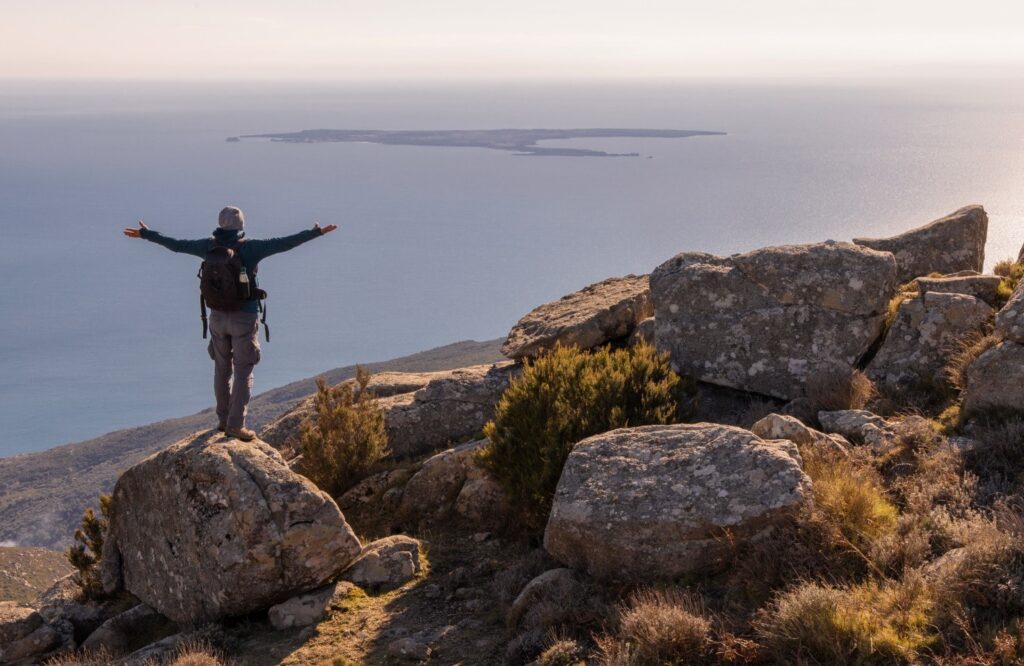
[
  {"left": 262, "top": 363, "right": 516, "bottom": 460},
  {"left": 544, "top": 424, "right": 811, "bottom": 581},
  {"left": 382, "top": 362, "right": 517, "bottom": 458},
  {"left": 100, "top": 431, "right": 362, "bottom": 625},
  {"left": 853, "top": 205, "right": 988, "bottom": 283},
  {"left": 867, "top": 292, "right": 993, "bottom": 390},
  {"left": 962, "top": 341, "right": 1024, "bottom": 416},
  {"left": 650, "top": 241, "right": 896, "bottom": 400},
  {"left": 996, "top": 282, "right": 1024, "bottom": 343},
  {"left": 341, "top": 535, "right": 423, "bottom": 590},
  {"left": 501, "top": 275, "right": 653, "bottom": 359},
  {"left": 397, "top": 440, "right": 485, "bottom": 520},
  {"left": 915, "top": 274, "right": 1003, "bottom": 307}
]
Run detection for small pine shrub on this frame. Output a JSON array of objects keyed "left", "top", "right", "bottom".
[
  {"left": 805, "top": 365, "right": 876, "bottom": 415},
  {"left": 299, "top": 367, "right": 389, "bottom": 497},
  {"left": 755, "top": 575, "right": 938, "bottom": 664},
  {"left": 65, "top": 494, "right": 112, "bottom": 600},
  {"left": 479, "top": 343, "right": 689, "bottom": 529}
]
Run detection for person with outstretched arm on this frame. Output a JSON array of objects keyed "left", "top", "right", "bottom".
[{"left": 124, "top": 206, "right": 337, "bottom": 441}]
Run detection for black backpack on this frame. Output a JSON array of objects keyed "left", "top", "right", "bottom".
[{"left": 198, "top": 240, "right": 270, "bottom": 340}]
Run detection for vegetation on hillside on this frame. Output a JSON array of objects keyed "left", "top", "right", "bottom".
[
  {"left": 478, "top": 342, "right": 695, "bottom": 529},
  {"left": 65, "top": 494, "right": 112, "bottom": 600},
  {"left": 298, "top": 368, "right": 389, "bottom": 497}
]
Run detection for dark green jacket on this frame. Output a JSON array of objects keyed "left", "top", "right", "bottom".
[{"left": 140, "top": 226, "right": 322, "bottom": 313}]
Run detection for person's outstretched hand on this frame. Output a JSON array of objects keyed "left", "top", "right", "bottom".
[
  {"left": 123, "top": 220, "right": 148, "bottom": 238},
  {"left": 314, "top": 222, "right": 338, "bottom": 235}
]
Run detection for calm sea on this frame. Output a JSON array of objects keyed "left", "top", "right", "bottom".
[{"left": 1, "top": 79, "right": 1022, "bottom": 456}]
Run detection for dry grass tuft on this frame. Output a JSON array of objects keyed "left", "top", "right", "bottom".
[
  {"left": 806, "top": 366, "right": 876, "bottom": 416},
  {"left": 755, "top": 575, "right": 938, "bottom": 664},
  {"left": 598, "top": 588, "right": 713, "bottom": 665},
  {"left": 946, "top": 333, "right": 1000, "bottom": 394},
  {"left": 536, "top": 637, "right": 587, "bottom": 666}
]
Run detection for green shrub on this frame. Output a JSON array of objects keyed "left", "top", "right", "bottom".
[
  {"left": 299, "top": 367, "right": 389, "bottom": 497},
  {"left": 479, "top": 343, "right": 691, "bottom": 529},
  {"left": 993, "top": 259, "right": 1023, "bottom": 306},
  {"left": 65, "top": 494, "right": 112, "bottom": 601}
]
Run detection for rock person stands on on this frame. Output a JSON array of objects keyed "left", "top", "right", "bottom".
[{"left": 123, "top": 206, "right": 336, "bottom": 441}]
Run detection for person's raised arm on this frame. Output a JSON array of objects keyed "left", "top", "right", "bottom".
[
  {"left": 247, "top": 222, "right": 337, "bottom": 262},
  {"left": 123, "top": 220, "right": 209, "bottom": 258}
]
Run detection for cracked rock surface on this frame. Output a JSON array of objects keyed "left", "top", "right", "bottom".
[
  {"left": 544, "top": 424, "right": 811, "bottom": 581},
  {"left": 650, "top": 241, "right": 896, "bottom": 400},
  {"left": 100, "top": 431, "right": 361, "bottom": 625}
]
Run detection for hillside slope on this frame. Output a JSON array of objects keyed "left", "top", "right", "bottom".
[{"left": 0, "top": 339, "right": 505, "bottom": 549}]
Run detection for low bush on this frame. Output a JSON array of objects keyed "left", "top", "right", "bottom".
[
  {"left": 993, "top": 259, "right": 1023, "bottom": 306},
  {"left": 65, "top": 494, "right": 112, "bottom": 601},
  {"left": 597, "top": 588, "right": 713, "bottom": 665},
  {"left": 479, "top": 342, "right": 691, "bottom": 529},
  {"left": 946, "top": 333, "right": 999, "bottom": 394},
  {"left": 536, "top": 637, "right": 587, "bottom": 666},
  {"left": 755, "top": 575, "right": 938, "bottom": 664},
  {"left": 802, "top": 447, "right": 898, "bottom": 555},
  {"left": 805, "top": 365, "right": 876, "bottom": 415},
  {"left": 298, "top": 368, "right": 389, "bottom": 497}
]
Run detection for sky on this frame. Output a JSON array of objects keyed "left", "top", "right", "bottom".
[{"left": 3, "top": 0, "right": 1024, "bottom": 80}]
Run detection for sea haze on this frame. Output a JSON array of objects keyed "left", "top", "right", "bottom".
[{"left": 1, "top": 79, "right": 1023, "bottom": 456}]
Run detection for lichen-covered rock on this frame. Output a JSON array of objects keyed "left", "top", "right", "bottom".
[
  {"left": 508, "top": 568, "right": 588, "bottom": 632},
  {"left": 81, "top": 603, "right": 175, "bottom": 655},
  {"left": 915, "top": 274, "right": 1003, "bottom": 306},
  {"left": 853, "top": 205, "right": 988, "bottom": 283},
  {"left": 544, "top": 424, "right": 811, "bottom": 580},
  {"left": 454, "top": 463, "right": 510, "bottom": 526},
  {"left": 35, "top": 574, "right": 116, "bottom": 644},
  {"left": 398, "top": 440, "right": 485, "bottom": 519},
  {"left": 267, "top": 581, "right": 355, "bottom": 630},
  {"left": 867, "top": 292, "right": 993, "bottom": 390},
  {"left": 342, "top": 536, "right": 423, "bottom": 590},
  {"left": 750, "top": 413, "right": 849, "bottom": 455},
  {"left": 817, "top": 409, "right": 896, "bottom": 447},
  {"left": 383, "top": 363, "right": 517, "bottom": 458},
  {"left": 651, "top": 241, "right": 896, "bottom": 400},
  {"left": 502, "top": 275, "right": 653, "bottom": 359},
  {"left": 963, "top": 341, "right": 1024, "bottom": 416},
  {"left": 0, "top": 615, "right": 72, "bottom": 666},
  {"left": 995, "top": 282, "right": 1024, "bottom": 343},
  {"left": 262, "top": 363, "right": 516, "bottom": 460},
  {"left": 338, "top": 468, "right": 415, "bottom": 512},
  {"left": 629, "top": 316, "right": 655, "bottom": 347},
  {"left": 100, "top": 431, "right": 362, "bottom": 625}
]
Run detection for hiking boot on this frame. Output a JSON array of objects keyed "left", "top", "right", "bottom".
[{"left": 226, "top": 427, "right": 256, "bottom": 442}]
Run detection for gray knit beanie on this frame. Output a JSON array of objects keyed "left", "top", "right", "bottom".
[{"left": 218, "top": 206, "right": 245, "bottom": 230}]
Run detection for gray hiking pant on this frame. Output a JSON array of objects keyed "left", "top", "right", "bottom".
[{"left": 208, "top": 310, "right": 261, "bottom": 430}]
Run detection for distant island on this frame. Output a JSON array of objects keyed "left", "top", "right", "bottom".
[{"left": 227, "top": 128, "right": 726, "bottom": 157}]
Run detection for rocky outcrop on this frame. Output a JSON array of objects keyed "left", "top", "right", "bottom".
[
  {"left": 867, "top": 292, "right": 993, "bottom": 390},
  {"left": 915, "top": 274, "right": 1003, "bottom": 307},
  {"left": 962, "top": 342, "right": 1024, "bottom": 416},
  {"left": 853, "top": 206, "right": 987, "bottom": 283},
  {"left": 995, "top": 282, "right": 1024, "bottom": 343},
  {"left": 508, "top": 568, "right": 588, "bottom": 632},
  {"left": 628, "top": 316, "right": 655, "bottom": 346},
  {"left": 262, "top": 362, "right": 517, "bottom": 460},
  {"left": 81, "top": 603, "right": 175, "bottom": 655},
  {"left": 817, "top": 409, "right": 897, "bottom": 447},
  {"left": 267, "top": 581, "right": 355, "bottom": 630},
  {"left": 650, "top": 241, "right": 896, "bottom": 400},
  {"left": 501, "top": 275, "right": 653, "bottom": 359},
  {"left": 382, "top": 363, "right": 517, "bottom": 458},
  {"left": 398, "top": 440, "right": 487, "bottom": 520},
  {"left": 544, "top": 424, "right": 811, "bottom": 581},
  {"left": 101, "top": 431, "right": 362, "bottom": 625},
  {"left": 342, "top": 535, "right": 423, "bottom": 590},
  {"left": 750, "top": 413, "right": 849, "bottom": 455}
]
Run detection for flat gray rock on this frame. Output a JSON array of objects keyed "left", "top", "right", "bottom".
[
  {"left": 650, "top": 241, "right": 896, "bottom": 400},
  {"left": 501, "top": 275, "right": 652, "bottom": 359},
  {"left": 853, "top": 205, "right": 987, "bottom": 283},
  {"left": 867, "top": 292, "right": 993, "bottom": 390},
  {"left": 544, "top": 424, "right": 810, "bottom": 581},
  {"left": 100, "top": 431, "right": 362, "bottom": 625},
  {"left": 342, "top": 535, "right": 423, "bottom": 590},
  {"left": 996, "top": 281, "right": 1024, "bottom": 343},
  {"left": 963, "top": 341, "right": 1024, "bottom": 416},
  {"left": 915, "top": 274, "right": 1003, "bottom": 306}
]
